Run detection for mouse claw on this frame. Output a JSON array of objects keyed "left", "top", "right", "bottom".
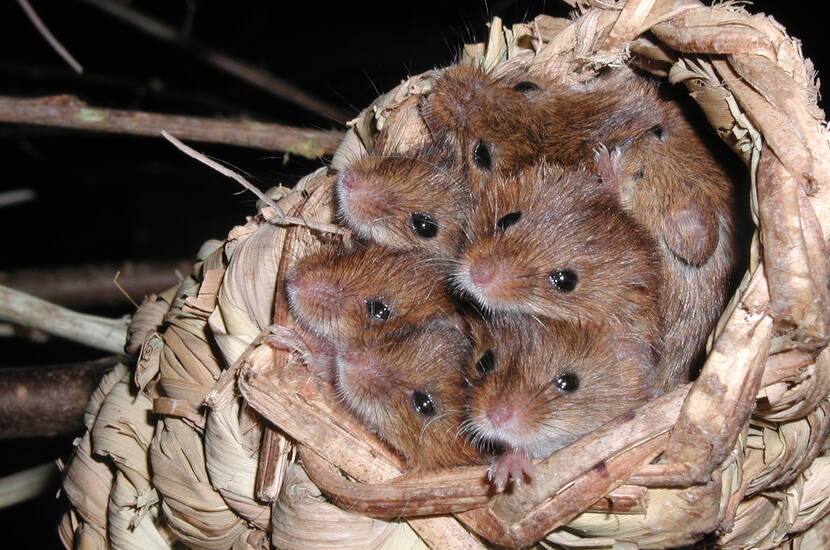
[
  {"left": 264, "top": 325, "right": 335, "bottom": 382},
  {"left": 488, "top": 450, "right": 536, "bottom": 492}
]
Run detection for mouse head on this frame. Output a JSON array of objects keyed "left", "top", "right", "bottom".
[
  {"left": 334, "top": 316, "right": 482, "bottom": 469},
  {"left": 421, "top": 65, "right": 546, "bottom": 190},
  {"left": 463, "top": 316, "right": 655, "bottom": 459},
  {"left": 286, "top": 245, "right": 456, "bottom": 343},
  {"left": 453, "top": 162, "right": 661, "bottom": 333},
  {"left": 335, "top": 139, "right": 470, "bottom": 257}
]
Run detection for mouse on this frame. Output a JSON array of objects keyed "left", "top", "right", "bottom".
[
  {"left": 282, "top": 243, "right": 459, "bottom": 380},
  {"left": 591, "top": 75, "right": 739, "bottom": 388},
  {"left": 334, "top": 135, "right": 472, "bottom": 258},
  {"left": 452, "top": 160, "right": 663, "bottom": 351},
  {"left": 463, "top": 314, "right": 656, "bottom": 491},
  {"left": 333, "top": 315, "right": 486, "bottom": 470}
]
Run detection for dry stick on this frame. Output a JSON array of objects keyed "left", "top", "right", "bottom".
[
  {"left": 0, "top": 356, "right": 121, "bottom": 438},
  {"left": 161, "top": 131, "right": 349, "bottom": 236},
  {"left": 77, "top": 0, "right": 351, "bottom": 122},
  {"left": 0, "top": 260, "right": 190, "bottom": 308},
  {"left": 0, "top": 283, "right": 128, "bottom": 355},
  {"left": 0, "top": 463, "right": 58, "bottom": 510},
  {"left": 0, "top": 189, "right": 36, "bottom": 208},
  {"left": 0, "top": 95, "right": 344, "bottom": 158},
  {"left": 17, "top": 0, "right": 83, "bottom": 74}
]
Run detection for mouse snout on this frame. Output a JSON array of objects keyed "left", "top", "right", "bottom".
[
  {"left": 487, "top": 401, "right": 516, "bottom": 429},
  {"left": 469, "top": 261, "right": 497, "bottom": 287},
  {"left": 339, "top": 172, "right": 363, "bottom": 193},
  {"left": 338, "top": 349, "right": 395, "bottom": 394}
]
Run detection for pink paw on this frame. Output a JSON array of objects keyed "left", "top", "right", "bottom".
[
  {"left": 487, "top": 450, "right": 536, "bottom": 492},
  {"left": 264, "top": 325, "right": 335, "bottom": 382}
]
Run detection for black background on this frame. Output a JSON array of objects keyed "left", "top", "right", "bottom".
[{"left": 0, "top": 1, "right": 823, "bottom": 547}]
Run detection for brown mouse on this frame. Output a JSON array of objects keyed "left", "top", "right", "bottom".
[
  {"left": 463, "top": 315, "right": 655, "bottom": 490},
  {"left": 452, "top": 160, "right": 662, "bottom": 351},
  {"left": 283, "top": 244, "right": 458, "bottom": 380},
  {"left": 590, "top": 71, "right": 738, "bottom": 387},
  {"left": 286, "top": 243, "right": 458, "bottom": 342},
  {"left": 335, "top": 135, "right": 471, "bottom": 257},
  {"left": 334, "top": 315, "right": 486, "bottom": 470}
]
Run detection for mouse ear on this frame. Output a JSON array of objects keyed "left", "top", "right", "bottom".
[{"left": 661, "top": 204, "right": 720, "bottom": 266}]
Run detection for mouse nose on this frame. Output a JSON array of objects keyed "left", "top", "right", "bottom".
[
  {"left": 487, "top": 402, "right": 514, "bottom": 428},
  {"left": 339, "top": 172, "right": 362, "bottom": 193},
  {"left": 469, "top": 261, "right": 496, "bottom": 287}
]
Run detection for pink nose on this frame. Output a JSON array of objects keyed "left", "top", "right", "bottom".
[
  {"left": 469, "top": 261, "right": 496, "bottom": 287},
  {"left": 487, "top": 403, "right": 514, "bottom": 428},
  {"left": 339, "top": 173, "right": 362, "bottom": 193}
]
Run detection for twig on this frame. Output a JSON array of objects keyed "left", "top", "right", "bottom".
[
  {"left": 0, "top": 95, "right": 344, "bottom": 158},
  {"left": 0, "top": 463, "right": 58, "bottom": 509},
  {"left": 0, "top": 284, "right": 128, "bottom": 355},
  {"left": 0, "top": 189, "right": 36, "bottom": 208},
  {"left": 0, "top": 261, "right": 190, "bottom": 308},
  {"left": 162, "top": 131, "right": 349, "bottom": 235},
  {"left": 17, "top": 0, "right": 83, "bottom": 74},
  {"left": 0, "top": 356, "right": 120, "bottom": 439},
  {"left": 77, "top": 0, "right": 352, "bottom": 122}
]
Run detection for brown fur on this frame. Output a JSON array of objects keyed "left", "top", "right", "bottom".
[
  {"left": 464, "top": 315, "right": 655, "bottom": 459},
  {"left": 453, "top": 161, "right": 663, "bottom": 352},
  {"left": 286, "top": 244, "right": 457, "bottom": 343},
  {"left": 335, "top": 137, "right": 471, "bottom": 257},
  {"left": 334, "top": 316, "right": 486, "bottom": 469}
]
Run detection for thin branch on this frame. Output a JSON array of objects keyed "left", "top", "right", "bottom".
[
  {"left": 17, "top": 0, "right": 83, "bottom": 74},
  {"left": 0, "top": 463, "right": 58, "bottom": 509},
  {"left": 162, "top": 131, "right": 349, "bottom": 235},
  {"left": 0, "top": 95, "right": 344, "bottom": 158},
  {"left": 0, "top": 356, "right": 120, "bottom": 439},
  {"left": 0, "top": 284, "right": 128, "bottom": 355},
  {"left": 0, "top": 261, "right": 190, "bottom": 308},
  {"left": 77, "top": 0, "right": 352, "bottom": 122},
  {"left": 0, "top": 189, "right": 36, "bottom": 208}
]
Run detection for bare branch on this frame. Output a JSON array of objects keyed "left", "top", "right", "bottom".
[
  {"left": 17, "top": 0, "right": 83, "bottom": 74},
  {"left": 162, "top": 131, "right": 349, "bottom": 235},
  {"left": 0, "top": 284, "right": 128, "bottom": 354},
  {"left": 77, "top": 0, "right": 352, "bottom": 122},
  {"left": 0, "top": 189, "right": 36, "bottom": 208},
  {"left": 0, "top": 356, "right": 120, "bottom": 438},
  {"left": 0, "top": 95, "right": 344, "bottom": 158},
  {"left": 0, "top": 463, "right": 58, "bottom": 509},
  {"left": 0, "top": 261, "right": 190, "bottom": 308}
]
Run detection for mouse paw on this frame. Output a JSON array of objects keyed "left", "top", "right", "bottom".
[
  {"left": 488, "top": 450, "right": 536, "bottom": 492},
  {"left": 264, "top": 325, "right": 335, "bottom": 382}
]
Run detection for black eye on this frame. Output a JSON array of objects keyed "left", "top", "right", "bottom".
[
  {"left": 475, "top": 349, "right": 496, "bottom": 375},
  {"left": 472, "top": 140, "right": 492, "bottom": 170},
  {"left": 512, "top": 81, "right": 539, "bottom": 92},
  {"left": 496, "top": 211, "right": 522, "bottom": 230},
  {"left": 412, "top": 391, "right": 436, "bottom": 416},
  {"left": 651, "top": 125, "right": 664, "bottom": 140},
  {"left": 410, "top": 213, "right": 438, "bottom": 238},
  {"left": 365, "top": 300, "right": 391, "bottom": 321},
  {"left": 549, "top": 269, "right": 578, "bottom": 292},
  {"left": 633, "top": 170, "right": 645, "bottom": 180},
  {"left": 554, "top": 373, "right": 579, "bottom": 392}
]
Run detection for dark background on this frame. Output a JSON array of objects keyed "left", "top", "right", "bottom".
[{"left": 0, "top": 1, "right": 822, "bottom": 547}]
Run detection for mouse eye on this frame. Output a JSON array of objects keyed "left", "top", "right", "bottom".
[
  {"left": 496, "top": 211, "right": 522, "bottom": 230},
  {"left": 474, "top": 349, "right": 496, "bottom": 375},
  {"left": 410, "top": 212, "right": 438, "bottom": 238},
  {"left": 651, "top": 125, "right": 665, "bottom": 140},
  {"left": 549, "top": 269, "right": 578, "bottom": 292},
  {"left": 365, "top": 299, "right": 391, "bottom": 321},
  {"left": 472, "top": 140, "right": 492, "bottom": 170},
  {"left": 412, "top": 390, "right": 436, "bottom": 416},
  {"left": 512, "top": 81, "right": 539, "bottom": 93},
  {"left": 554, "top": 372, "right": 579, "bottom": 392}
]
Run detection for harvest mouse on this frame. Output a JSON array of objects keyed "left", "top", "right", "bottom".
[
  {"left": 283, "top": 244, "right": 458, "bottom": 379},
  {"left": 452, "top": 160, "right": 663, "bottom": 351},
  {"left": 334, "top": 315, "right": 485, "bottom": 469},
  {"left": 334, "top": 136, "right": 471, "bottom": 257},
  {"left": 463, "top": 315, "right": 655, "bottom": 490}
]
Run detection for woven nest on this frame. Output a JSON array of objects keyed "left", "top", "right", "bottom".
[{"left": 59, "top": 1, "right": 830, "bottom": 549}]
